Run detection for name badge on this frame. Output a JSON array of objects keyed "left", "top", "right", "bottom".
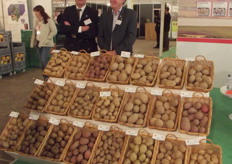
[
  {"left": 116, "top": 20, "right": 122, "bottom": 25},
  {"left": 36, "top": 31, "right": 41, "bottom": 35},
  {"left": 84, "top": 19, "right": 92, "bottom": 25}
]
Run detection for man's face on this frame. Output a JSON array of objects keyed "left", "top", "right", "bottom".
[
  {"left": 110, "top": 0, "right": 125, "bottom": 9},
  {"left": 75, "top": 0, "right": 86, "bottom": 6}
]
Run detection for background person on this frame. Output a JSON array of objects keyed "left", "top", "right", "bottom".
[
  {"left": 60, "top": 0, "right": 98, "bottom": 52},
  {"left": 164, "top": 7, "right": 171, "bottom": 51},
  {"left": 154, "top": 11, "right": 160, "bottom": 48},
  {"left": 98, "top": 0, "right": 137, "bottom": 55},
  {"left": 30, "top": 5, "right": 57, "bottom": 79},
  {"left": 56, "top": 11, "right": 63, "bottom": 24}
]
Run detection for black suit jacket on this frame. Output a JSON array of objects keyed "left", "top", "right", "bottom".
[
  {"left": 60, "top": 5, "right": 98, "bottom": 52},
  {"left": 98, "top": 7, "right": 137, "bottom": 55}
]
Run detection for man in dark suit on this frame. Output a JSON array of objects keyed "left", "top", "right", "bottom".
[
  {"left": 98, "top": 0, "right": 137, "bottom": 55},
  {"left": 60, "top": 0, "right": 98, "bottom": 52},
  {"left": 164, "top": 7, "right": 171, "bottom": 51}
]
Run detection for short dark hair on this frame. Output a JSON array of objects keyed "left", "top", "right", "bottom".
[
  {"left": 123, "top": 0, "right": 127, "bottom": 4},
  {"left": 165, "top": 7, "right": 170, "bottom": 12}
]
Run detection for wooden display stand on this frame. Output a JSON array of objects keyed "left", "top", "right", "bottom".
[{"left": 145, "top": 23, "right": 157, "bottom": 41}]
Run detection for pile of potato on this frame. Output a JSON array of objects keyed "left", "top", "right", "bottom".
[
  {"left": 93, "top": 90, "right": 124, "bottom": 122},
  {"left": 85, "top": 55, "right": 112, "bottom": 80},
  {"left": 27, "top": 82, "right": 56, "bottom": 111},
  {"left": 189, "top": 149, "right": 220, "bottom": 164},
  {"left": 156, "top": 140, "right": 187, "bottom": 164},
  {"left": 64, "top": 128, "right": 99, "bottom": 163},
  {"left": 123, "top": 135, "right": 155, "bottom": 164},
  {"left": 17, "top": 119, "right": 50, "bottom": 155},
  {"left": 0, "top": 114, "right": 29, "bottom": 150},
  {"left": 180, "top": 101, "right": 210, "bottom": 134},
  {"left": 108, "top": 56, "right": 135, "bottom": 83},
  {"left": 46, "top": 84, "right": 75, "bottom": 114},
  {"left": 69, "top": 87, "right": 99, "bottom": 118},
  {"left": 91, "top": 131, "right": 125, "bottom": 164},
  {"left": 44, "top": 51, "right": 71, "bottom": 77},
  {"left": 149, "top": 95, "right": 179, "bottom": 130},
  {"left": 119, "top": 93, "right": 150, "bottom": 127},
  {"left": 40, "top": 123, "right": 74, "bottom": 159},
  {"left": 66, "top": 54, "right": 90, "bottom": 79},
  {"left": 131, "top": 58, "right": 158, "bottom": 85},
  {"left": 187, "top": 63, "right": 212, "bottom": 90},
  {"left": 158, "top": 61, "right": 185, "bottom": 88}
]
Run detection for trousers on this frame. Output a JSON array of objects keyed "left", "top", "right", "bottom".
[
  {"left": 163, "top": 31, "right": 169, "bottom": 50},
  {"left": 36, "top": 47, "right": 51, "bottom": 79}
]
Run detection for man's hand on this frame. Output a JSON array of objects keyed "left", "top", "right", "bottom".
[
  {"left": 107, "top": 51, "right": 116, "bottom": 55},
  {"left": 64, "top": 21, "right": 71, "bottom": 26},
  {"left": 81, "top": 26, "right": 90, "bottom": 32}
]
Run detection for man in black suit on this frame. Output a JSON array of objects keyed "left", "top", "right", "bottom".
[
  {"left": 98, "top": 0, "right": 137, "bottom": 55},
  {"left": 60, "top": 0, "right": 98, "bottom": 52},
  {"left": 164, "top": 7, "right": 171, "bottom": 51}
]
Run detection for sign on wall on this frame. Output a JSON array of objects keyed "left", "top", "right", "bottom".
[
  {"left": 3, "top": 0, "right": 30, "bottom": 42},
  {"left": 178, "top": 0, "right": 232, "bottom": 41}
]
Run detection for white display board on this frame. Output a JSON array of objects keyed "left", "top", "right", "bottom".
[
  {"left": 0, "top": 0, "right": 4, "bottom": 30},
  {"left": 2, "top": 0, "right": 30, "bottom": 42},
  {"left": 176, "top": 41, "right": 232, "bottom": 87}
]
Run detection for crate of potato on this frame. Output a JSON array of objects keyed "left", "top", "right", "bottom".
[
  {"left": 65, "top": 50, "right": 91, "bottom": 80},
  {"left": 16, "top": 117, "right": 52, "bottom": 156},
  {"left": 118, "top": 88, "right": 153, "bottom": 128},
  {"left": 186, "top": 139, "right": 222, "bottom": 164},
  {"left": 43, "top": 48, "right": 72, "bottom": 78},
  {"left": 120, "top": 130, "right": 157, "bottom": 164},
  {"left": 92, "top": 85, "right": 125, "bottom": 123},
  {"left": 107, "top": 56, "right": 135, "bottom": 84},
  {"left": 147, "top": 90, "right": 181, "bottom": 132},
  {"left": 67, "top": 83, "right": 100, "bottom": 119},
  {"left": 44, "top": 82, "right": 76, "bottom": 115},
  {"left": 0, "top": 113, "right": 30, "bottom": 151},
  {"left": 157, "top": 57, "right": 186, "bottom": 89},
  {"left": 178, "top": 93, "right": 212, "bottom": 136},
  {"left": 84, "top": 53, "right": 113, "bottom": 82},
  {"left": 89, "top": 126, "right": 129, "bottom": 164},
  {"left": 186, "top": 55, "right": 214, "bottom": 92},
  {"left": 153, "top": 134, "right": 188, "bottom": 164},
  {"left": 130, "top": 56, "right": 160, "bottom": 86},
  {"left": 26, "top": 80, "right": 57, "bottom": 112},
  {"left": 63, "top": 124, "right": 101, "bottom": 164},
  {"left": 38, "top": 120, "right": 76, "bottom": 161}
]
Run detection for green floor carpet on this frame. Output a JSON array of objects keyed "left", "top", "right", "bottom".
[{"left": 209, "top": 88, "right": 232, "bottom": 164}]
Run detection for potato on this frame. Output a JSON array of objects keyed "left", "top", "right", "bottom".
[
  {"left": 160, "top": 72, "right": 171, "bottom": 79},
  {"left": 180, "top": 117, "right": 191, "bottom": 131},
  {"left": 194, "top": 64, "right": 203, "bottom": 72},
  {"left": 128, "top": 114, "right": 139, "bottom": 124},
  {"left": 110, "top": 63, "right": 118, "bottom": 71}
]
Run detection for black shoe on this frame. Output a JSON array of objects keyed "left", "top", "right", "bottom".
[{"left": 153, "top": 46, "right": 159, "bottom": 48}]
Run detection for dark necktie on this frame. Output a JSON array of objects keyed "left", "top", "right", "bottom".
[{"left": 77, "top": 8, "right": 82, "bottom": 22}]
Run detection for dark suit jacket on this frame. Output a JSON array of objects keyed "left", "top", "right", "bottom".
[
  {"left": 60, "top": 5, "right": 98, "bottom": 52},
  {"left": 98, "top": 7, "right": 137, "bottom": 55},
  {"left": 164, "top": 13, "right": 171, "bottom": 32}
]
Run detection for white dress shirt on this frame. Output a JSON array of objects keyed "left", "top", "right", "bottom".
[{"left": 76, "top": 4, "right": 87, "bottom": 33}]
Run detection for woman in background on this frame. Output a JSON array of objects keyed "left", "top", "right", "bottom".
[{"left": 31, "top": 5, "right": 57, "bottom": 79}]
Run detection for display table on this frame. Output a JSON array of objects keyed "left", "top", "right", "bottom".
[{"left": 145, "top": 23, "right": 156, "bottom": 41}]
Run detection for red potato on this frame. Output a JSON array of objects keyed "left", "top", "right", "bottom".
[{"left": 201, "top": 104, "right": 209, "bottom": 113}]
